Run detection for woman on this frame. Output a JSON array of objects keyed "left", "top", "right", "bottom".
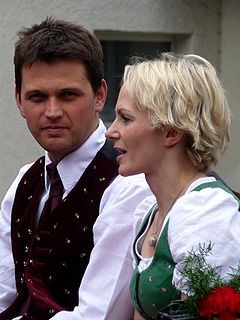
[{"left": 106, "top": 53, "right": 240, "bottom": 319}]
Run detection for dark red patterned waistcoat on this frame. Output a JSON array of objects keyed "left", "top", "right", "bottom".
[{"left": 0, "top": 141, "right": 118, "bottom": 320}]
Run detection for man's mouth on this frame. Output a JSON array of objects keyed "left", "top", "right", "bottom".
[{"left": 42, "top": 125, "right": 67, "bottom": 135}]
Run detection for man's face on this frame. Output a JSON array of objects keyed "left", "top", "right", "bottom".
[{"left": 16, "top": 60, "right": 107, "bottom": 162}]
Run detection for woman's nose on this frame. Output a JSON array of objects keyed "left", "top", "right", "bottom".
[{"left": 106, "top": 120, "right": 120, "bottom": 140}]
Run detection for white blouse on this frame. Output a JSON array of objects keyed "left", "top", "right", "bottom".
[{"left": 133, "top": 177, "right": 240, "bottom": 292}]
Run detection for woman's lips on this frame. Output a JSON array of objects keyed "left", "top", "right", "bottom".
[{"left": 114, "top": 147, "right": 126, "bottom": 162}]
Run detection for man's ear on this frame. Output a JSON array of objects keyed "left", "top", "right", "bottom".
[
  {"left": 163, "top": 128, "right": 184, "bottom": 147},
  {"left": 95, "top": 79, "right": 107, "bottom": 113},
  {"left": 15, "top": 88, "right": 25, "bottom": 118}
]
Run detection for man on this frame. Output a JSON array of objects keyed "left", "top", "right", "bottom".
[{"left": 0, "top": 17, "right": 154, "bottom": 320}]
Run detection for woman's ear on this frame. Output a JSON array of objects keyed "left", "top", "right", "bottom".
[
  {"left": 163, "top": 128, "right": 184, "bottom": 147},
  {"left": 15, "top": 88, "right": 26, "bottom": 118}
]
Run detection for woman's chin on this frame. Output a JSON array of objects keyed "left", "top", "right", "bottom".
[{"left": 119, "top": 167, "right": 139, "bottom": 177}]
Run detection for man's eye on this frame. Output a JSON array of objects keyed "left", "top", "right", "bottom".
[
  {"left": 28, "top": 94, "right": 46, "bottom": 102},
  {"left": 61, "top": 92, "right": 77, "bottom": 99}
]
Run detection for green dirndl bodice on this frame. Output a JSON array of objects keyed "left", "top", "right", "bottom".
[
  {"left": 130, "top": 206, "right": 180, "bottom": 319},
  {"left": 130, "top": 180, "right": 240, "bottom": 319}
]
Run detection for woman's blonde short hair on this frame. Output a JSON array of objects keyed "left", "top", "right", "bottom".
[{"left": 123, "top": 53, "right": 231, "bottom": 171}]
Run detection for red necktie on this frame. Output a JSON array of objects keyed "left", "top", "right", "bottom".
[{"left": 41, "top": 162, "right": 64, "bottom": 218}]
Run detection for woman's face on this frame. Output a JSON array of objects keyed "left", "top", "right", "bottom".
[{"left": 106, "top": 84, "right": 164, "bottom": 177}]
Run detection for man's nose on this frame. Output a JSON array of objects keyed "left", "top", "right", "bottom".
[{"left": 45, "top": 98, "right": 63, "bottom": 118}]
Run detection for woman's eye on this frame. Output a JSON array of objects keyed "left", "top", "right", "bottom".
[{"left": 121, "top": 115, "right": 131, "bottom": 123}]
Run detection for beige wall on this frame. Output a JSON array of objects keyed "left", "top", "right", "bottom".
[
  {"left": 217, "top": 0, "right": 240, "bottom": 189},
  {"left": 0, "top": 0, "right": 239, "bottom": 200}
]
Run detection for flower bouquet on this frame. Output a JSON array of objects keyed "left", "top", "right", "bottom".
[{"left": 176, "top": 242, "right": 240, "bottom": 320}]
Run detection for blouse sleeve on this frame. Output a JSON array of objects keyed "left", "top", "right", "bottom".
[
  {"left": 168, "top": 186, "right": 240, "bottom": 292},
  {"left": 51, "top": 174, "right": 154, "bottom": 320}
]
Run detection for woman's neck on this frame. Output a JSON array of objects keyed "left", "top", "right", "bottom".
[{"left": 145, "top": 165, "right": 205, "bottom": 214}]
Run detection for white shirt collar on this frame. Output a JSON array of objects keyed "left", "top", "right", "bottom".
[{"left": 44, "top": 119, "right": 106, "bottom": 195}]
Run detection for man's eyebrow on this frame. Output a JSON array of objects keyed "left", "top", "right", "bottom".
[
  {"left": 24, "top": 90, "right": 43, "bottom": 98},
  {"left": 60, "top": 87, "right": 83, "bottom": 92}
]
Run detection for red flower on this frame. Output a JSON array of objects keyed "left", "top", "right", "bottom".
[{"left": 198, "top": 286, "right": 240, "bottom": 320}]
